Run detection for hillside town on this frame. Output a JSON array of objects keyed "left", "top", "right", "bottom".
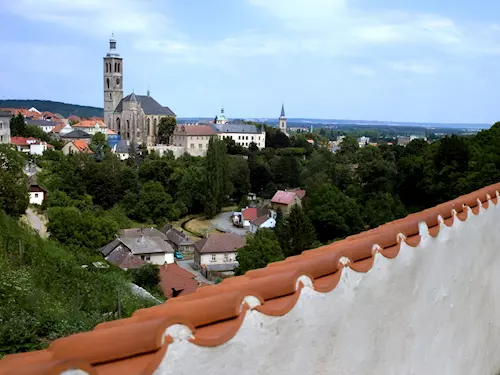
[{"left": 2, "top": 8, "right": 500, "bottom": 374}]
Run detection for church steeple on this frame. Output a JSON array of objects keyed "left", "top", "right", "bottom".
[
  {"left": 104, "top": 33, "right": 123, "bottom": 134},
  {"left": 279, "top": 102, "right": 287, "bottom": 135},
  {"left": 107, "top": 33, "right": 120, "bottom": 57}
]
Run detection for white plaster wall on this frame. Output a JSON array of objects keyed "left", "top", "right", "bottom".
[
  {"left": 154, "top": 199, "right": 500, "bottom": 375},
  {"left": 200, "top": 252, "right": 238, "bottom": 265},
  {"left": 29, "top": 192, "right": 44, "bottom": 205},
  {"left": 217, "top": 132, "right": 265, "bottom": 149},
  {"left": 144, "top": 253, "right": 174, "bottom": 265},
  {"left": 29, "top": 144, "right": 46, "bottom": 155}
]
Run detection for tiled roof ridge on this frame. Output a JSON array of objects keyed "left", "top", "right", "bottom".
[{"left": 2, "top": 182, "right": 500, "bottom": 374}]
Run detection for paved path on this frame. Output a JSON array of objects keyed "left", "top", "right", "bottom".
[
  {"left": 211, "top": 211, "right": 247, "bottom": 236},
  {"left": 176, "top": 260, "right": 214, "bottom": 285},
  {"left": 26, "top": 208, "right": 47, "bottom": 238}
]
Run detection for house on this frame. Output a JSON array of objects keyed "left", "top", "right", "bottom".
[
  {"left": 10, "top": 136, "right": 51, "bottom": 155},
  {"left": 162, "top": 224, "right": 194, "bottom": 253},
  {"left": 270, "top": 189, "right": 305, "bottom": 214},
  {"left": 193, "top": 233, "right": 245, "bottom": 277},
  {"left": 100, "top": 240, "right": 145, "bottom": 270},
  {"left": 52, "top": 123, "right": 74, "bottom": 137},
  {"left": 0, "top": 110, "right": 11, "bottom": 144},
  {"left": 100, "top": 228, "right": 175, "bottom": 266},
  {"left": 112, "top": 140, "right": 131, "bottom": 160},
  {"left": 60, "top": 129, "right": 92, "bottom": 143},
  {"left": 62, "top": 140, "right": 93, "bottom": 155},
  {"left": 171, "top": 125, "right": 216, "bottom": 157},
  {"left": 158, "top": 263, "right": 202, "bottom": 299},
  {"left": 28, "top": 176, "right": 47, "bottom": 205},
  {"left": 211, "top": 122, "right": 266, "bottom": 149},
  {"left": 25, "top": 119, "right": 57, "bottom": 133},
  {"left": 72, "top": 120, "right": 107, "bottom": 137},
  {"left": 249, "top": 215, "right": 276, "bottom": 233},
  {"left": 6, "top": 182, "right": 500, "bottom": 374}
]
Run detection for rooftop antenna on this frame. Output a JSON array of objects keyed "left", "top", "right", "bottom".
[{"left": 147, "top": 85, "right": 150, "bottom": 96}]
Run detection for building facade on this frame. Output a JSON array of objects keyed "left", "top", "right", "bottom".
[
  {"left": 212, "top": 123, "right": 266, "bottom": 149},
  {"left": 103, "top": 35, "right": 176, "bottom": 146},
  {"left": 0, "top": 111, "right": 11, "bottom": 144},
  {"left": 171, "top": 125, "right": 215, "bottom": 156}
]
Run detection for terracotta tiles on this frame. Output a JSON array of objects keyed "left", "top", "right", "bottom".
[{"left": 1, "top": 182, "right": 500, "bottom": 374}]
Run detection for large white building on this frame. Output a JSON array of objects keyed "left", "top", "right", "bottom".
[{"left": 212, "top": 123, "right": 266, "bottom": 149}]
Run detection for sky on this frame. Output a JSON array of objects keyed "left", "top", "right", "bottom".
[{"left": 1, "top": 0, "right": 500, "bottom": 123}]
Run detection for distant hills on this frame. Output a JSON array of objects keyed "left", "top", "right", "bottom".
[{"left": 0, "top": 100, "right": 103, "bottom": 119}]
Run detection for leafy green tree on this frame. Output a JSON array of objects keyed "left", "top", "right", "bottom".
[
  {"left": 339, "top": 136, "right": 359, "bottom": 155},
  {"left": 89, "top": 132, "right": 110, "bottom": 160},
  {"left": 228, "top": 156, "right": 251, "bottom": 202},
  {"left": 124, "top": 181, "right": 178, "bottom": 224},
  {"left": 130, "top": 264, "right": 160, "bottom": 290},
  {"left": 235, "top": 229, "right": 285, "bottom": 275},
  {"left": 176, "top": 165, "right": 207, "bottom": 213},
  {"left": 9, "top": 113, "right": 26, "bottom": 136},
  {"left": 157, "top": 117, "right": 177, "bottom": 145},
  {"left": 224, "top": 137, "right": 247, "bottom": 155},
  {"left": 275, "top": 204, "right": 317, "bottom": 257},
  {"left": 307, "top": 183, "right": 364, "bottom": 243},
  {"left": 204, "top": 138, "right": 229, "bottom": 218},
  {"left": 0, "top": 145, "right": 29, "bottom": 217}
]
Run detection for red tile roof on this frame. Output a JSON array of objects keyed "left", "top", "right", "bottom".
[
  {"left": 159, "top": 263, "right": 200, "bottom": 299},
  {"left": 288, "top": 188, "right": 306, "bottom": 199},
  {"left": 72, "top": 140, "right": 93, "bottom": 153},
  {"left": 1, "top": 182, "right": 500, "bottom": 374},
  {"left": 73, "top": 120, "right": 106, "bottom": 128},
  {"left": 10, "top": 136, "right": 44, "bottom": 146},
  {"left": 271, "top": 190, "right": 297, "bottom": 205},
  {"left": 242, "top": 207, "right": 258, "bottom": 221}
]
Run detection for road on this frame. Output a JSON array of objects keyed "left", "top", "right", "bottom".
[
  {"left": 176, "top": 260, "right": 214, "bottom": 285},
  {"left": 211, "top": 211, "right": 247, "bottom": 236},
  {"left": 26, "top": 208, "right": 47, "bottom": 238}
]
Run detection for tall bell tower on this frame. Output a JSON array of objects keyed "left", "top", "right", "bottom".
[
  {"left": 103, "top": 33, "right": 123, "bottom": 131},
  {"left": 279, "top": 103, "right": 287, "bottom": 134}
]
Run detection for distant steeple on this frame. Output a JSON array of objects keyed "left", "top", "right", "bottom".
[
  {"left": 147, "top": 85, "right": 150, "bottom": 97},
  {"left": 280, "top": 103, "right": 286, "bottom": 118},
  {"left": 221, "top": 105, "right": 224, "bottom": 114},
  {"left": 130, "top": 91, "right": 137, "bottom": 102},
  {"left": 107, "top": 32, "right": 120, "bottom": 57}
]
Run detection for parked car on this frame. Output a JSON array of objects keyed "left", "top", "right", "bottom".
[{"left": 174, "top": 251, "right": 183, "bottom": 260}]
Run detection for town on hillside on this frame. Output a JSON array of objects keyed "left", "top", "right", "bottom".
[{"left": 2, "top": 22, "right": 500, "bottom": 375}]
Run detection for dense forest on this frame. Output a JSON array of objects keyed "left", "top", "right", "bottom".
[
  {"left": 0, "top": 100, "right": 103, "bottom": 118},
  {"left": 2, "top": 117, "right": 500, "bottom": 355}
]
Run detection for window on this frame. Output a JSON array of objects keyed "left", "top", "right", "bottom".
[
  {"left": 116, "top": 78, "right": 120, "bottom": 85},
  {"left": 106, "top": 78, "right": 110, "bottom": 89},
  {"left": 246, "top": 136, "right": 248, "bottom": 140},
  {"left": 198, "top": 144, "right": 202, "bottom": 149},
  {"left": 106, "top": 63, "right": 108, "bottom": 73},
  {"left": 211, "top": 254, "right": 216, "bottom": 262},
  {"left": 34, "top": 193, "right": 39, "bottom": 198},
  {"left": 251, "top": 136, "right": 254, "bottom": 140},
  {"left": 190, "top": 143, "right": 194, "bottom": 149},
  {"left": 145, "top": 256, "right": 151, "bottom": 261},
  {"left": 224, "top": 254, "right": 229, "bottom": 262},
  {"left": 238, "top": 136, "right": 241, "bottom": 140},
  {"left": 0, "top": 121, "right": 3, "bottom": 129}
]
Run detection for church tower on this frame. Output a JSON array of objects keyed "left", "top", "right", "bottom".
[
  {"left": 279, "top": 103, "right": 287, "bottom": 134},
  {"left": 103, "top": 33, "right": 123, "bottom": 131}
]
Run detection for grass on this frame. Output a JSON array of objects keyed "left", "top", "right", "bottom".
[{"left": 184, "top": 217, "right": 216, "bottom": 238}]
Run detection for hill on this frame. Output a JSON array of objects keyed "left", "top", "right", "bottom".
[
  {"left": 0, "top": 100, "right": 103, "bottom": 119},
  {"left": 0, "top": 210, "right": 155, "bottom": 357}
]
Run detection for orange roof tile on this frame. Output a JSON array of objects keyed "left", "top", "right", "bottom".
[
  {"left": 73, "top": 120, "right": 106, "bottom": 128},
  {"left": 1, "top": 182, "right": 500, "bottom": 374},
  {"left": 159, "top": 263, "right": 200, "bottom": 299},
  {"left": 72, "top": 140, "right": 93, "bottom": 153}
]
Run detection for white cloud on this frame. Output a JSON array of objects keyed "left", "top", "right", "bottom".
[
  {"left": 388, "top": 61, "right": 437, "bottom": 75},
  {"left": 3, "top": 0, "right": 169, "bottom": 38}
]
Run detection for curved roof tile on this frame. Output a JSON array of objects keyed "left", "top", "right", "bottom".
[{"left": 2, "top": 182, "right": 500, "bottom": 374}]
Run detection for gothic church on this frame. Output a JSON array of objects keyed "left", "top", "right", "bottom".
[{"left": 103, "top": 35, "right": 175, "bottom": 146}]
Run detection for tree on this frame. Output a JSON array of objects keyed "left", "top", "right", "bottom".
[
  {"left": 9, "top": 113, "right": 26, "bottom": 136},
  {"left": 275, "top": 204, "right": 317, "bottom": 257},
  {"left": 0, "top": 145, "right": 29, "bottom": 217},
  {"left": 130, "top": 264, "right": 160, "bottom": 290},
  {"left": 204, "top": 138, "right": 229, "bottom": 218},
  {"left": 235, "top": 229, "right": 285, "bottom": 275},
  {"left": 89, "top": 132, "right": 110, "bottom": 160},
  {"left": 157, "top": 117, "right": 177, "bottom": 145},
  {"left": 224, "top": 137, "right": 246, "bottom": 155}
]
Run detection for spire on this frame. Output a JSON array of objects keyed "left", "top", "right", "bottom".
[
  {"left": 280, "top": 103, "right": 286, "bottom": 118},
  {"left": 130, "top": 90, "right": 137, "bottom": 102},
  {"left": 147, "top": 85, "right": 150, "bottom": 97},
  {"left": 106, "top": 32, "right": 120, "bottom": 57},
  {"left": 221, "top": 105, "right": 224, "bottom": 114}
]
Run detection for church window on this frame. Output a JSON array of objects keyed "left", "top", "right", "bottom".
[
  {"left": 114, "top": 62, "right": 117, "bottom": 72},
  {"left": 116, "top": 78, "right": 120, "bottom": 86},
  {"left": 105, "top": 63, "right": 108, "bottom": 73},
  {"left": 110, "top": 93, "right": 112, "bottom": 100},
  {"left": 118, "top": 63, "right": 121, "bottom": 73},
  {"left": 107, "top": 78, "right": 110, "bottom": 89}
]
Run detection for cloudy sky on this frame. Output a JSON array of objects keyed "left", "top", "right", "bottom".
[{"left": 1, "top": 0, "right": 500, "bottom": 123}]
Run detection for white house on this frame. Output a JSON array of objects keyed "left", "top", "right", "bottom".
[
  {"left": 193, "top": 233, "right": 245, "bottom": 277},
  {"left": 26, "top": 119, "right": 57, "bottom": 133},
  {"left": 28, "top": 176, "right": 47, "bottom": 205},
  {"left": 249, "top": 215, "right": 276, "bottom": 233},
  {"left": 10, "top": 136, "right": 51, "bottom": 155},
  {"left": 72, "top": 120, "right": 107, "bottom": 136},
  {"left": 212, "top": 123, "right": 266, "bottom": 149}
]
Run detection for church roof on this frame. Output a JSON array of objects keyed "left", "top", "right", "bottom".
[
  {"left": 115, "top": 94, "right": 176, "bottom": 116},
  {"left": 280, "top": 103, "right": 286, "bottom": 118}
]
